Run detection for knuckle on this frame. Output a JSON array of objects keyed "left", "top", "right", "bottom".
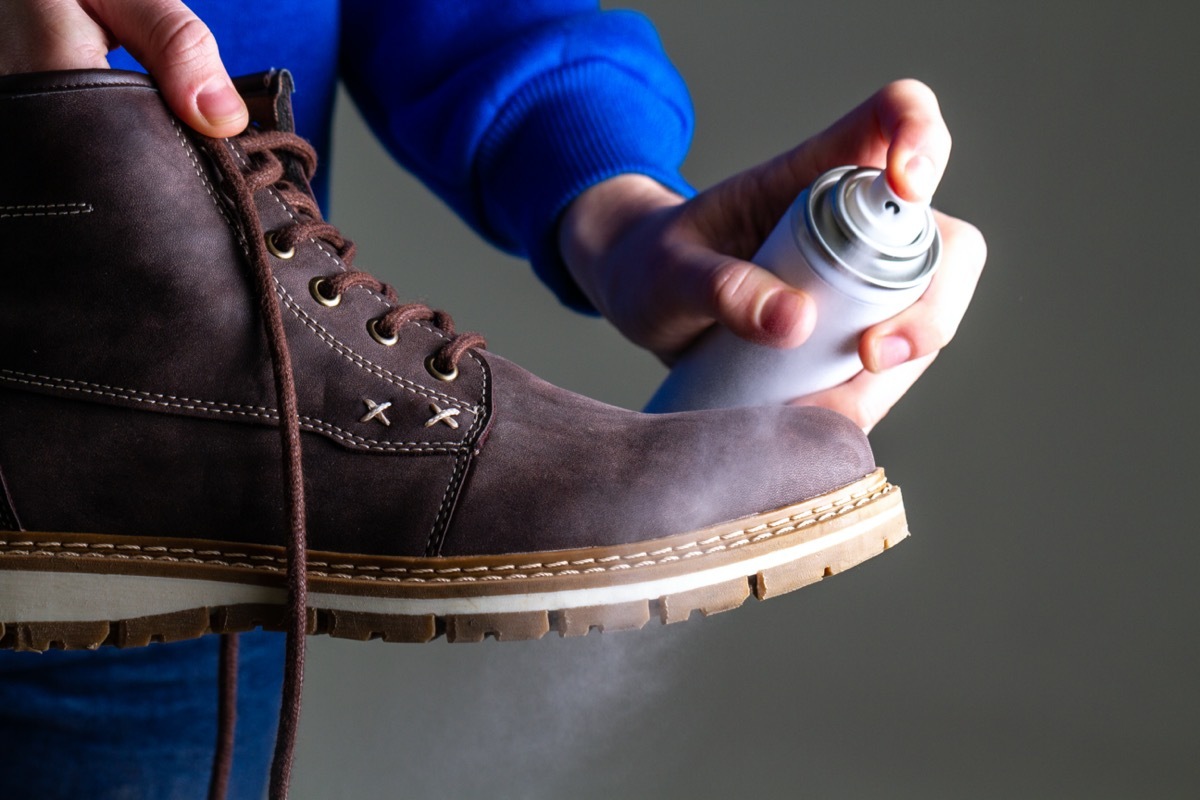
[
  {"left": 71, "top": 39, "right": 110, "bottom": 65},
  {"left": 707, "top": 259, "right": 758, "bottom": 314},
  {"left": 149, "top": 11, "right": 217, "bottom": 71}
]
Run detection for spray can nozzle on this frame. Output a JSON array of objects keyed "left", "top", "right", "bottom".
[
  {"left": 845, "top": 172, "right": 929, "bottom": 248},
  {"left": 810, "top": 167, "right": 939, "bottom": 282}
]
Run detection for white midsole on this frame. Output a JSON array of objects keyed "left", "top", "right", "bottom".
[{"left": 1, "top": 503, "right": 903, "bottom": 622}]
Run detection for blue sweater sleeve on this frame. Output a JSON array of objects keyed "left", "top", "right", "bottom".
[{"left": 339, "top": 0, "right": 696, "bottom": 312}]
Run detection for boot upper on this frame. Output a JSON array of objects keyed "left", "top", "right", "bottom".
[{"left": 0, "top": 69, "right": 875, "bottom": 559}]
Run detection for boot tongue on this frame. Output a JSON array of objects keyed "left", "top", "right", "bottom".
[
  {"left": 230, "top": 69, "right": 317, "bottom": 203},
  {"left": 232, "top": 69, "right": 295, "bottom": 133}
]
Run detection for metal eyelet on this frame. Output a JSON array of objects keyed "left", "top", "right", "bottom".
[
  {"left": 425, "top": 355, "right": 458, "bottom": 382},
  {"left": 308, "top": 277, "right": 341, "bottom": 308},
  {"left": 367, "top": 317, "right": 398, "bottom": 346},
  {"left": 265, "top": 232, "right": 295, "bottom": 260}
]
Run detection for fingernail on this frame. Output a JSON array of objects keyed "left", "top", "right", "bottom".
[
  {"left": 758, "top": 290, "right": 806, "bottom": 340},
  {"left": 196, "top": 81, "right": 246, "bottom": 126},
  {"left": 905, "top": 154, "right": 938, "bottom": 200},
  {"left": 874, "top": 335, "right": 913, "bottom": 370}
]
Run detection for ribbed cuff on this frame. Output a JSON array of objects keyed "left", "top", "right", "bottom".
[{"left": 476, "top": 58, "right": 695, "bottom": 314}]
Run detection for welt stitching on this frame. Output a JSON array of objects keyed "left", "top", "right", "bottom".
[
  {"left": 0, "top": 483, "right": 892, "bottom": 582},
  {"left": 0, "top": 369, "right": 466, "bottom": 453}
]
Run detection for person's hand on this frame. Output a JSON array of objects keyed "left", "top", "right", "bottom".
[
  {"left": 559, "top": 79, "right": 986, "bottom": 430},
  {"left": 0, "top": 0, "right": 246, "bottom": 136}
]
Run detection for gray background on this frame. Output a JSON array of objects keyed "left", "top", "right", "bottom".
[{"left": 293, "top": 2, "right": 1199, "bottom": 797}]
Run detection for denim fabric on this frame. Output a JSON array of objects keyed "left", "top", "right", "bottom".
[{"left": 0, "top": 632, "right": 284, "bottom": 799}]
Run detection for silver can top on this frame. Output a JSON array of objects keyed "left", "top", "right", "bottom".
[{"left": 803, "top": 166, "right": 940, "bottom": 289}]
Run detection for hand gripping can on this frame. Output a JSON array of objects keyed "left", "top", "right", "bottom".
[{"left": 644, "top": 166, "right": 941, "bottom": 413}]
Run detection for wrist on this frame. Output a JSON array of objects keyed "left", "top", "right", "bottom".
[{"left": 558, "top": 174, "right": 684, "bottom": 315}]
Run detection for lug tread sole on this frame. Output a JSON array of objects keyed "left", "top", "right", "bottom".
[{"left": 0, "top": 519, "right": 904, "bottom": 651}]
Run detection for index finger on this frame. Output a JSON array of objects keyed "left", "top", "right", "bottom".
[{"left": 793, "top": 78, "right": 953, "bottom": 202}]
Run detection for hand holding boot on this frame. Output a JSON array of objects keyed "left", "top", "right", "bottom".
[{"left": 0, "top": 0, "right": 247, "bottom": 135}]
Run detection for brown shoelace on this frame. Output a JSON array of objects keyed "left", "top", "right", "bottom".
[
  {"left": 207, "top": 633, "right": 238, "bottom": 800},
  {"left": 199, "top": 129, "right": 485, "bottom": 799}
]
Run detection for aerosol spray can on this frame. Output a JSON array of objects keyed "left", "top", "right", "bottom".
[{"left": 644, "top": 166, "right": 940, "bottom": 413}]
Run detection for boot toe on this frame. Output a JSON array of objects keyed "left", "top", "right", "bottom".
[{"left": 439, "top": 355, "right": 876, "bottom": 556}]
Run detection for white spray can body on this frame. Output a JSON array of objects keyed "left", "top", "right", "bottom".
[{"left": 644, "top": 166, "right": 941, "bottom": 413}]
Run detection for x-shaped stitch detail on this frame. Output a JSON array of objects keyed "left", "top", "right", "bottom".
[
  {"left": 425, "top": 403, "right": 460, "bottom": 429},
  {"left": 360, "top": 398, "right": 392, "bottom": 427}
]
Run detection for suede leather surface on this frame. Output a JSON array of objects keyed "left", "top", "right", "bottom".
[
  {"left": 0, "top": 69, "right": 876, "bottom": 560},
  {"left": 439, "top": 355, "right": 874, "bottom": 555},
  {"left": 0, "top": 387, "right": 456, "bottom": 555},
  {"left": 0, "top": 72, "right": 278, "bottom": 413}
]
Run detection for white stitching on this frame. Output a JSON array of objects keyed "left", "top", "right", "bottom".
[
  {"left": 172, "top": 120, "right": 232, "bottom": 224},
  {"left": 252, "top": 159, "right": 393, "bottom": 313},
  {"left": 275, "top": 281, "right": 477, "bottom": 413},
  {"left": 182, "top": 137, "right": 480, "bottom": 433},
  {"left": 425, "top": 350, "right": 490, "bottom": 556},
  {"left": 228, "top": 139, "right": 482, "bottom": 416},
  {"left": 0, "top": 369, "right": 468, "bottom": 454},
  {"left": 1, "top": 369, "right": 274, "bottom": 414},
  {"left": 0, "top": 203, "right": 92, "bottom": 218}
]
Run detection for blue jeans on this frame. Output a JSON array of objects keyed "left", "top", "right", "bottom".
[{"left": 0, "top": 631, "right": 284, "bottom": 799}]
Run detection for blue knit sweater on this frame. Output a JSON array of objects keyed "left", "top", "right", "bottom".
[{"left": 109, "top": 0, "right": 695, "bottom": 312}]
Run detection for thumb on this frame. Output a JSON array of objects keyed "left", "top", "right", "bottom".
[
  {"left": 87, "top": 0, "right": 247, "bottom": 137},
  {"left": 685, "top": 251, "right": 815, "bottom": 348}
]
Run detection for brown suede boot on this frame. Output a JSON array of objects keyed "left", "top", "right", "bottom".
[
  {"left": 0, "top": 68, "right": 907, "bottom": 793},
  {"left": 0, "top": 67, "right": 906, "bottom": 648}
]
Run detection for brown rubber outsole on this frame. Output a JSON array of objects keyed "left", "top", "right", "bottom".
[{"left": 0, "top": 471, "right": 906, "bottom": 652}]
